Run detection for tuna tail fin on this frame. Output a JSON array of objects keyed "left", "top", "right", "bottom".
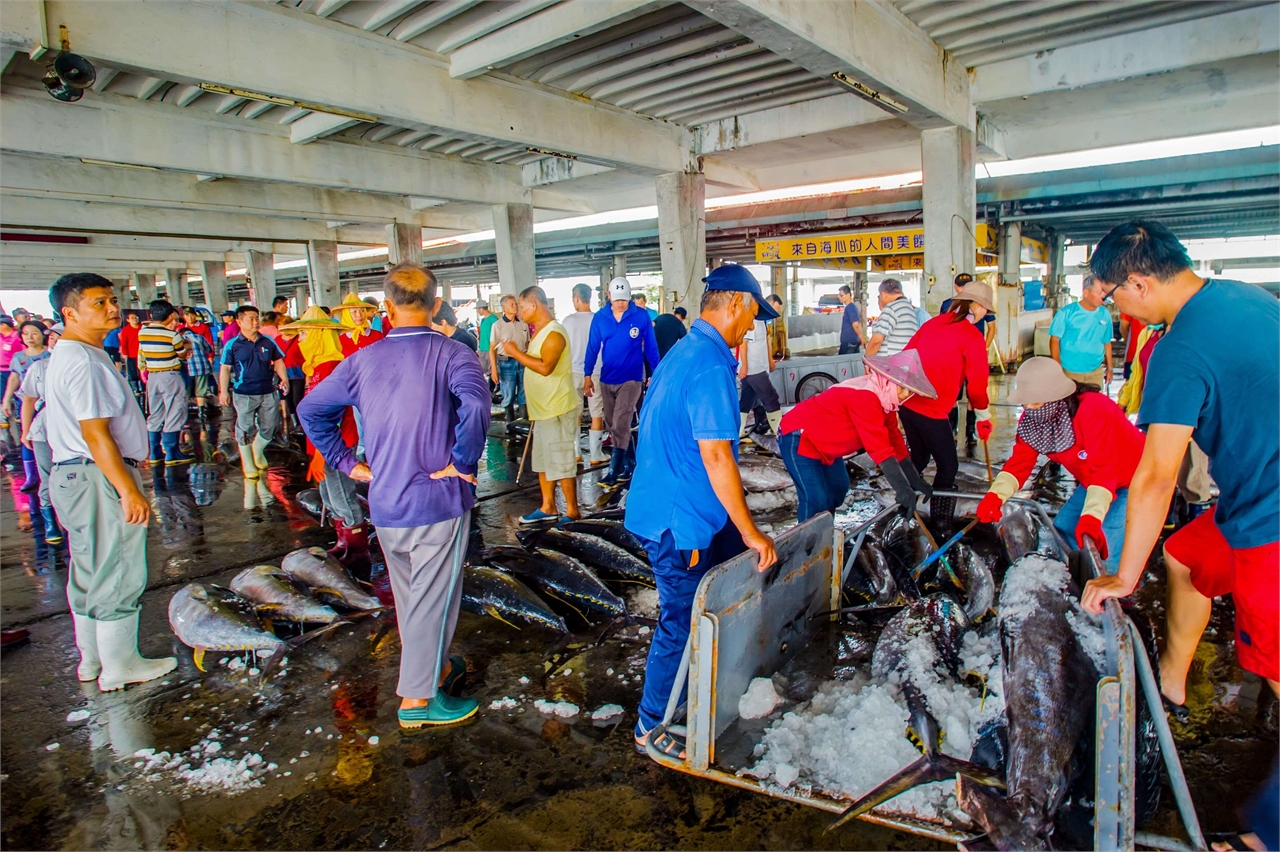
[
  {"left": 514, "top": 528, "right": 548, "bottom": 549},
  {"left": 826, "top": 754, "right": 1006, "bottom": 834},
  {"left": 955, "top": 776, "right": 1045, "bottom": 851},
  {"left": 257, "top": 620, "right": 350, "bottom": 682}
]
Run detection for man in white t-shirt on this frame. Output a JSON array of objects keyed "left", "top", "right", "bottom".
[
  {"left": 45, "top": 273, "right": 176, "bottom": 692},
  {"left": 737, "top": 319, "right": 782, "bottom": 447},
  {"left": 561, "top": 283, "right": 607, "bottom": 463}
]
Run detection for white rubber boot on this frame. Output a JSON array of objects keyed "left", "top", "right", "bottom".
[
  {"left": 238, "top": 443, "right": 260, "bottom": 480},
  {"left": 96, "top": 614, "right": 177, "bottom": 692},
  {"left": 766, "top": 410, "right": 784, "bottom": 436},
  {"left": 251, "top": 434, "right": 270, "bottom": 470},
  {"left": 73, "top": 614, "right": 101, "bottom": 682},
  {"left": 588, "top": 429, "right": 608, "bottom": 464},
  {"left": 740, "top": 412, "right": 752, "bottom": 439}
]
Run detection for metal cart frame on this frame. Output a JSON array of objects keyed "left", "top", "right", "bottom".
[{"left": 644, "top": 494, "right": 1207, "bottom": 850}]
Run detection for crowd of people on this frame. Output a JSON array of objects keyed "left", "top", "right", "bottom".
[{"left": 2, "top": 217, "right": 1273, "bottom": 844}]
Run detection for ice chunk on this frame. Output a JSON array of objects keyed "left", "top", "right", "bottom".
[
  {"left": 227, "top": 657, "right": 245, "bottom": 672},
  {"left": 518, "top": 676, "right": 530, "bottom": 685},
  {"left": 738, "top": 677, "right": 781, "bottom": 719},
  {"left": 368, "top": 736, "right": 379, "bottom": 746},
  {"left": 774, "top": 762, "right": 799, "bottom": 788},
  {"left": 489, "top": 697, "right": 518, "bottom": 710},
  {"left": 533, "top": 699, "right": 580, "bottom": 718},
  {"left": 45, "top": 743, "right": 60, "bottom": 751},
  {"left": 590, "top": 704, "right": 624, "bottom": 721},
  {"left": 66, "top": 709, "right": 90, "bottom": 723}
]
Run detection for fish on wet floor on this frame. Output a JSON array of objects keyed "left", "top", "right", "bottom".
[
  {"left": 557, "top": 518, "right": 649, "bottom": 561},
  {"left": 955, "top": 556, "right": 1099, "bottom": 850},
  {"left": 516, "top": 528, "right": 655, "bottom": 588},
  {"left": 281, "top": 547, "right": 382, "bottom": 611},
  {"left": 168, "top": 583, "right": 284, "bottom": 671},
  {"left": 737, "top": 454, "right": 794, "bottom": 492},
  {"left": 229, "top": 565, "right": 342, "bottom": 625},
  {"left": 484, "top": 545, "right": 627, "bottom": 620},
  {"left": 462, "top": 565, "right": 568, "bottom": 633},
  {"left": 295, "top": 488, "right": 324, "bottom": 519}
]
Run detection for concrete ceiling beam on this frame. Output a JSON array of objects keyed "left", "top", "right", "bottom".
[
  {"left": 686, "top": 0, "right": 972, "bottom": 130},
  {"left": 0, "top": 86, "right": 529, "bottom": 206},
  {"left": 38, "top": 0, "right": 688, "bottom": 173},
  {"left": 0, "top": 153, "right": 487, "bottom": 230},
  {"left": 698, "top": 156, "right": 760, "bottom": 191},
  {"left": 0, "top": 242, "right": 249, "bottom": 265},
  {"left": 448, "top": 0, "right": 667, "bottom": 80},
  {"left": 694, "top": 93, "right": 889, "bottom": 154},
  {"left": 973, "top": 5, "right": 1280, "bottom": 102},
  {"left": 290, "top": 111, "right": 363, "bottom": 144}
]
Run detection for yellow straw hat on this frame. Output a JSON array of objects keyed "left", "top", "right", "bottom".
[
  {"left": 279, "top": 306, "right": 347, "bottom": 338},
  {"left": 330, "top": 293, "right": 375, "bottom": 313}
]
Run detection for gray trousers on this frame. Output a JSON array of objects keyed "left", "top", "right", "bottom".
[
  {"left": 600, "top": 380, "right": 642, "bottom": 451},
  {"left": 379, "top": 513, "right": 469, "bottom": 699},
  {"left": 146, "top": 371, "right": 187, "bottom": 433},
  {"left": 232, "top": 392, "right": 281, "bottom": 445},
  {"left": 739, "top": 372, "right": 781, "bottom": 413},
  {"left": 318, "top": 461, "right": 366, "bottom": 527},
  {"left": 32, "top": 439, "right": 53, "bottom": 506},
  {"left": 49, "top": 463, "right": 148, "bottom": 621}
]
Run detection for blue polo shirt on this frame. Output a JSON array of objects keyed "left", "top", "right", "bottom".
[
  {"left": 625, "top": 319, "right": 739, "bottom": 550},
  {"left": 1139, "top": 279, "right": 1279, "bottom": 548},
  {"left": 1048, "top": 301, "right": 1113, "bottom": 373},
  {"left": 584, "top": 301, "right": 659, "bottom": 384},
  {"left": 220, "top": 333, "right": 284, "bottom": 395}
]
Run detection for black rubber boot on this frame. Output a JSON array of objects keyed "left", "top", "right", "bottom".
[
  {"left": 600, "top": 447, "right": 623, "bottom": 488},
  {"left": 930, "top": 495, "right": 956, "bottom": 540}
]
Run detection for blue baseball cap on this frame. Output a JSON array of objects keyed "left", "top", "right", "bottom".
[{"left": 702, "top": 264, "right": 779, "bottom": 320}]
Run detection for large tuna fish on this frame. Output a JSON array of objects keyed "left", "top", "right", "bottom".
[
  {"left": 168, "top": 583, "right": 283, "bottom": 671},
  {"left": 517, "top": 528, "right": 655, "bottom": 588},
  {"left": 295, "top": 488, "right": 324, "bottom": 519},
  {"left": 955, "top": 555, "right": 1098, "bottom": 850},
  {"left": 737, "top": 454, "right": 794, "bottom": 492},
  {"left": 484, "top": 545, "right": 626, "bottom": 619},
  {"left": 558, "top": 518, "right": 649, "bottom": 560},
  {"left": 462, "top": 565, "right": 568, "bottom": 633},
  {"left": 995, "top": 502, "right": 1046, "bottom": 564},
  {"left": 230, "top": 565, "right": 341, "bottom": 624},
  {"left": 281, "top": 547, "right": 382, "bottom": 611}
]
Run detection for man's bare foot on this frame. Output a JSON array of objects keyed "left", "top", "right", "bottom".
[{"left": 400, "top": 697, "right": 428, "bottom": 710}]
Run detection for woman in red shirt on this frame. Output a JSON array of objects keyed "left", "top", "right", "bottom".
[
  {"left": 976, "top": 356, "right": 1145, "bottom": 574},
  {"left": 779, "top": 350, "right": 937, "bottom": 522},
  {"left": 900, "top": 281, "right": 995, "bottom": 536}
]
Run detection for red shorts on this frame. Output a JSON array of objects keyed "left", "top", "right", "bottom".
[{"left": 1165, "top": 507, "right": 1278, "bottom": 681}]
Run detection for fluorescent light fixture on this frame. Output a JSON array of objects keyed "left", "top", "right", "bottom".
[
  {"left": 79, "top": 158, "right": 158, "bottom": 171},
  {"left": 526, "top": 147, "right": 577, "bottom": 160},
  {"left": 830, "top": 72, "right": 908, "bottom": 114},
  {"left": 199, "top": 83, "right": 377, "bottom": 123}
]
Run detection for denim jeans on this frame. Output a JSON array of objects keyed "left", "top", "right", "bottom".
[
  {"left": 779, "top": 431, "right": 849, "bottom": 522},
  {"left": 498, "top": 358, "right": 524, "bottom": 407},
  {"left": 1054, "top": 484, "right": 1129, "bottom": 575},
  {"left": 636, "top": 524, "right": 745, "bottom": 733}
]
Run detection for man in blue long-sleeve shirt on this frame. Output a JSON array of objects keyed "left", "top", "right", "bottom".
[
  {"left": 583, "top": 276, "right": 659, "bottom": 487},
  {"left": 298, "top": 264, "right": 490, "bottom": 729}
]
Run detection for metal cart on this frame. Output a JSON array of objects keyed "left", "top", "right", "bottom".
[{"left": 643, "top": 496, "right": 1208, "bottom": 851}]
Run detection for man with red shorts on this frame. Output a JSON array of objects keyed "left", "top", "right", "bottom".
[{"left": 1083, "top": 221, "right": 1279, "bottom": 716}]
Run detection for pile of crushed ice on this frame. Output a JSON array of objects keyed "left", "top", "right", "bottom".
[
  {"left": 131, "top": 732, "right": 273, "bottom": 797},
  {"left": 743, "top": 624, "right": 1005, "bottom": 824}
]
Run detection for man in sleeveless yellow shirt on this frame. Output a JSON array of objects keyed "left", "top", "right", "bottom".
[{"left": 501, "top": 286, "right": 581, "bottom": 524}]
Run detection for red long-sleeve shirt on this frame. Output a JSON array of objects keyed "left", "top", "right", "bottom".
[
  {"left": 119, "top": 324, "right": 140, "bottom": 358},
  {"left": 779, "top": 387, "right": 909, "bottom": 465},
  {"left": 901, "top": 314, "right": 990, "bottom": 420},
  {"left": 1001, "top": 392, "right": 1145, "bottom": 496},
  {"left": 339, "top": 327, "right": 386, "bottom": 358}
]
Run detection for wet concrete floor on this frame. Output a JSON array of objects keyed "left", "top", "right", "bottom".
[{"left": 1, "top": 374, "right": 1274, "bottom": 850}]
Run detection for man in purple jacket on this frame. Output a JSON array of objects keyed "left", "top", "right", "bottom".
[{"left": 298, "top": 264, "right": 490, "bottom": 729}]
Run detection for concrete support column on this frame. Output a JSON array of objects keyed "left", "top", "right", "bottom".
[
  {"left": 164, "top": 268, "right": 189, "bottom": 305},
  {"left": 1044, "top": 232, "right": 1066, "bottom": 313},
  {"left": 439, "top": 279, "right": 452, "bottom": 305},
  {"left": 995, "top": 221, "right": 1023, "bottom": 365},
  {"left": 200, "top": 261, "right": 229, "bottom": 314},
  {"left": 613, "top": 254, "right": 627, "bottom": 278},
  {"left": 769, "top": 265, "right": 785, "bottom": 299},
  {"left": 243, "top": 250, "right": 275, "bottom": 308},
  {"left": 307, "top": 240, "right": 342, "bottom": 307},
  {"left": 110, "top": 278, "right": 132, "bottom": 309},
  {"left": 386, "top": 223, "right": 422, "bottom": 266},
  {"left": 788, "top": 265, "right": 799, "bottom": 317},
  {"left": 132, "top": 273, "right": 157, "bottom": 306},
  {"left": 493, "top": 203, "right": 535, "bottom": 296},
  {"left": 656, "top": 171, "right": 705, "bottom": 315},
  {"left": 921, "top": 126, "right": 976, "bottom": 314},
  {"left": 852, "top": 270, "right": 869, "bottom": 331},
  {"left": 294, "top": 285, "right": 308, "bottom": 314}
]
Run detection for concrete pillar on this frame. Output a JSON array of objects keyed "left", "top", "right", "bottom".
[
  {"left": 439, "top": 279, "right": 452, "bottom": 305},
  {"left": 492, "top": 203, "right": 535, "bottom": 296},
  {"left": 110, "top": 278, "right": 132, "bottom": 308},
  {"left": 132, "top": 273, "right": 157, "bottom": 306},
  {"left": 386, "top": 223, "right": 422, "bottom": 266},
  {"left": 200, "top": 261, "right": 229, "bottom": 314},
  {"left": 164, "top": 268, "right": 189, "bottom": 305},
  {"left": 852, "top": 269, "right": 869, "bottom": 331},
  {"left": 243, "top": 250, "right": 275, "bottom": 308},
  {"left": 656, "top": 171, "right": 706, "bottom": 315},
  {"left": 307, "top": 240, "right": 342, "bottom": 307},
  {"left": 294, "top": 285, "right": 308, "bottom": 315},
  {"left": 1044, "top": 232, "right": 1066, "bottom": 313},
  {"left": 769, "top": 265, "right": 785, "bottom": 299},
  {"left": 921, "top": 126, "right": 976, "bottom": 314},
  {"left": 613, "top": 254, "right": 627, "bottom": 278},
  {"left": 995, "top": 221, "right": 1023, "bottom": 364},
  {"left": 788, "top": 265, "right": 799, "bottom": 317}
]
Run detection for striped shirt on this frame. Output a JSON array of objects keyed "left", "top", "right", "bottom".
[
  {"left": 137, "top": 323, "right": 186, "bottom": 372},
  {"left": 181, "top": 329, "right": 215, "bottom": 377},
  {"left": 870, "top": 296, "right": 920, "bottom": 356}
]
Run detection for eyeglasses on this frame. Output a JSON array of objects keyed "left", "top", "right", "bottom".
[{"left": 1100, "top": 280, "right": 1123, "bottom": 304}]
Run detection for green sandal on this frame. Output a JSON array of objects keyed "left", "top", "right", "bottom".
[
  {"left": 440, "top": 655, "right": 467, "bottom": 696},
  {"left": 398, "top": 693, "right": 479, "bottom": 729}
]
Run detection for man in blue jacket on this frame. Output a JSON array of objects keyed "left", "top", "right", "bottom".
[{"left": 583, "top": 277, "right": 659, "bottom": 487}]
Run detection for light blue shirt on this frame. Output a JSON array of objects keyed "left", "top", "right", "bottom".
[
  {"left": 625, "top": 319, "right": 739, "bottom": 550},
  {"left": 1048, "top": 301, "right": 1113, "bottom": 373}
]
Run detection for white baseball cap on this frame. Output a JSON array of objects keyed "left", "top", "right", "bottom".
[{"left": 608, "top": 276, "right": 632, "bottom": 301}]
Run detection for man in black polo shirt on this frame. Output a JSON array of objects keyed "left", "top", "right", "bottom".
[{"left": 218, "top": 305, "right": 287, "bottom": 480}]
